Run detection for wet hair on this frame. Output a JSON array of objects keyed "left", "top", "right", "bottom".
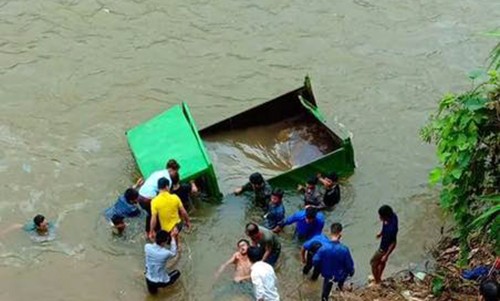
[
  {"left": 330, "top": 222, "right": 343, "bottom": 235},
  {"left": 245, "top": 222, "right": 259, "bottom": 236},
  {"left": 305, "top": 207, "right": 318, "bottom": 219},
  {"left": 171, "top": 173, "right": 180, "bottom": 185},
  {"left": 480, "top": 279, "right": 499, "bottom": 301},
  {"left": 33, "top": 214, "right": 45, "bottom": 227},
  {"left": 155, "top": 230, "right": 170, "bottom": 245},
  {"left": 111, "top": 215, "right": 125, "bottom": 226},
  {"left": 307, "top": 176, "right": 318, "bottom": 186},
  {"left": 166, "top": 159, "right": 180, "bottom": 171},
  {"left": 271, "top": 188, "right": 284, "bottom": 199},
  {"left": 247, "top": 246, "right": 264, "bottom": 263},
  {"left": 124, "top": 188, "right": 139, "bottom": 202},
  {"left": 237, "top": 239, "right": 250, "bottom": 247},
  {"left": 249, "top": 172, "right": 264, "bottom": 185},
  {"left": 326, "top": 172, "right": 339, "bottom": 182},
  {"left": 157, "top": 177, "right": 170, "bottom": 190},
  {"left": 378, "top": 205, "right": 395, "bottom": 220}
]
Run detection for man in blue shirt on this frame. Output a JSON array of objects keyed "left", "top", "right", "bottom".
[
  {"left": 272, "top": 207, "right": 325, "bottom": 241},
  {"left": 370, "top": 205, "right": 398, "bottom": 285},
  {"left": 144, "top": 229, "right": 180, "bottom": 294},
  {"left": 313, "top": 223, "right": 354, "bottom": 301},
  {"left": 301, "top": 233, "right": 330, "bottom": 281},
  {"left": 104, "top": 178, "right": 143, "bottom": 234},
  {"left": 264, "top": 188, "right": 285, "bottom": 230}
]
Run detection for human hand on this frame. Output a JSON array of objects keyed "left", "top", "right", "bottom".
[
  {"left": 135, "top": 177, "right": 144, "bottom": 187},
  {"left": 376, "top": 232, "right": 382, "bottom": 239},
  {"left": 171, "top": 227, "right": 179, "bottom": 238},
  {"left": 234, "top": 187, "right": 243, "bottom": 195},
  {"left": 148, "top": 231, "right": 156, "bottom": 241}
]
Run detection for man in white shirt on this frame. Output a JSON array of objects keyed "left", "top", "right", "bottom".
[
  {"left": 144, "top": 229, "right": 180, "bottom": 294},
  {"left": 248, "top": 246, "right": 280, "bottom": 301},
  {"left": 138, "top": 159, "right": 180, "bottom": 234}
]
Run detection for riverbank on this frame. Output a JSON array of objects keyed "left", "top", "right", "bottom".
[{"left": 334, "top": 231, "right": 497, "bottom": 301}]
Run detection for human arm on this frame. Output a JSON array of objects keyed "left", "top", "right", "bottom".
[
  {"left": 132, "top": 177, "right": 144, "bottom": 189},
  {"left": 179, "top": 204, "right": 191, "bottom": 230},
  {"left": 1, "top": 224, "right": 23, "bottom": 237},
  {"left": 235, "top": 182, "right": 252, "bottom": 195},
  {"left": 344, "top": 248, "right": 355, "bottom": 277},
  {"left": 149, "top": 213, "right": 158, "bottom": 241},
  {"left": 262, "top": 244, "right": 272, "bottom": 262},
  {"left": 190, "top": 180, "right": 199, "bottom": 195},
  {"left": 273, "top": 211, "right": 299, "bottom": 233},
  {"left": 168, "top": 236, "right": 178, "bottom": 258},
  {"left": 300, "top": 247, "right": 307, "bottom": 264},
  {"left": 215, "top": 253, "right": 237, "bottom": 280},
  {"left": 312, "top": 248, "right": 322, "bottom": 269}
]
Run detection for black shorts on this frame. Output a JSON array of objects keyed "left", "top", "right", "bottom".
[{"left": 145, "top": 270, "right": 181, "bottom": 294}]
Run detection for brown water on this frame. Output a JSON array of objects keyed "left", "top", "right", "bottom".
[
  {"left": 203, "top": 115, "right": 337, "bottom": 191},
  {"left": 0, "top": 0, "right": 499, "bottom": 300}
]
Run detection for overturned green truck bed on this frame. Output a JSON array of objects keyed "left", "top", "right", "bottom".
[{"left": 126, "top": 77, "right": 355, "bottom": 199}]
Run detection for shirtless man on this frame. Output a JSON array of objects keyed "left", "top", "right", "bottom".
[{"left": 215, "top": 239, "right": 252, "bottom": 282}]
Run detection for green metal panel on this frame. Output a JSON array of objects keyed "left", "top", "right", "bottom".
[
  {"left": 126, "top": 104, "right": 218, "bottom": 193},
  {"left": 267, "top": 94, "right": 356, "bottom": 189}
]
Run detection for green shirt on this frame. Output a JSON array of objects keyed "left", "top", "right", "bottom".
[{"left": 255, "top": 227, "right": 281, "bottom": 255}]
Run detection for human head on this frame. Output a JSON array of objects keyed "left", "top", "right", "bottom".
[
  {"left": 378, "top": 205, "right": 395, "bottom": 221},
  {"left": 155, "top": 230, "right": 170, "bottom": 246},
  {"left": 324, "top": 172, "right": 338, "bottom": 188},
  {"left": 249, "top": 172, "right": 264, "bottom": 189},
  {"left": 33, "top": 214, "right": 48, "bottom": 231},
  {"left": 237, "top": 239, "right": 250, "bottom": 255},
  {"left": 330, "top": 222, "right": 343, "bottom": 239},
  {"left": 270, "top": 188, "right": 284, "bottom": 204},
  {"left": 245, "top": 222, "right": 260, "bottom": 240},
  {"left": 480, "top": 279, "right": 499, "bottom": 301},
  {"left": 247, "top": 246, "right": 264, "bottom": 264},
  {"left": 124, "top": 188, "right": 139, "bottom": 203},
  {"left": 157, "top": 177, "right": 170, "bottom": 191},
  {"left": 305, "top": 207, "right": 318, "bottom": 223},
  {"left": 111, "top": 215, "right": 126, "bottom": 234},
  {"left": 306, "top": 176, "right": 318, "bottom": 190},
  {"left": 166, "top": 159, "right": 180, "bottom": 177}
]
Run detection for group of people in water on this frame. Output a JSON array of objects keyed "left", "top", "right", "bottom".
[
  {"left": 101, "top": 158, "right": 399, "bottom": 300},
  {"left": 8, "top": 158, "right": 498, "bottom": 301}
]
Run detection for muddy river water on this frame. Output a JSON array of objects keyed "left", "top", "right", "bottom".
[{"left": 1, "top": 0, "right": 499, "bottom": 300}]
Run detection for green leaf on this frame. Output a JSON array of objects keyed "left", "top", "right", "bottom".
[
  {"left": 429, "top": 168, "right": 442, "bottom": 186},
  {"left": 470, "top": 205, "right": 500, "bottom": 229},
  {"left": 432, "top": 276, "right": 444, "bottom": 296},
  {"left": 479, "top": 194, "right": 500, "bottom": 204},
  {"left": 451, "top": 168, "right": 463, "bottom": 179},
  {"left": 463, "top": 96, "right": 488, "bottom": 111}
]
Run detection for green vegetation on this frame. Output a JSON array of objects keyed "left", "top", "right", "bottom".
[{"left": 420, "top": 41, "right": 500, "bottom": 261}]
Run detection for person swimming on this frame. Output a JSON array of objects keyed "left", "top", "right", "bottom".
[{"left": 215, "top": 239, "right": 252, "bottom": 283}]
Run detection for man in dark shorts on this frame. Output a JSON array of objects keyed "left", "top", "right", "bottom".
[
  {"left": 245, "top": 222, "right": 281, "bottom": 267},
  {"left": 370, "top": 205, "right": 398, "bottom": 285},
  {"left": 144, "top": 230, "right": 180, "bottom": 294},
  {"left": 170, "top": 173, "right": 198, "bottom": 212},
  {"left": 235, "top": 172, "right": 273, "bottom": 208},
  {"left": 313, "top": 223, "right": 354, "bottom": 301},
  {"left": 318, "top": 172, "right": 340, "bottom": 207}
]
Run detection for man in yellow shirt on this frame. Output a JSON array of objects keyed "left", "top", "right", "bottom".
[{"left": 149, "top": 177, "right": 191, "bottom": 243}]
